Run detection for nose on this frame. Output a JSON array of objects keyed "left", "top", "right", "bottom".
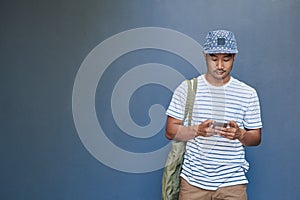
[{"left": 216, "top": 59, "right": 224, "bottom": 69}]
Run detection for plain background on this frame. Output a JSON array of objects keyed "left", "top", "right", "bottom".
[{"left": 1, "top": 0, "right": 300, "bottom": 199}]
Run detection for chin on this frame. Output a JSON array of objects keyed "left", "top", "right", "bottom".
[{"left": 213, "top": 75, "right": 225, "bottom": 80}]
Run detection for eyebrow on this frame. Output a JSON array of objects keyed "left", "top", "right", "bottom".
[
  {"left": 224, "top": 54, "right": 234, "bottom": 58},
  {"left": 209, "top": 54, "right": 234, "bottom": 57}
]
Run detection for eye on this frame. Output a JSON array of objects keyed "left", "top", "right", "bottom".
[{"left": 223, "top": 57, "right": 232, "bottom": 62}]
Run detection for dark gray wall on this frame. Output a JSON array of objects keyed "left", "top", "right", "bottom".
[{"left": 1, "top": 0, "right": 300, "bottom": 199}]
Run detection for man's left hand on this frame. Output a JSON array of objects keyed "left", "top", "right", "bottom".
[{"left": 214, "top": 120, "right": 246, "bottom": 140}]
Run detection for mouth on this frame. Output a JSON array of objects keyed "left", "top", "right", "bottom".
[{"left": 215, "top": 70, "right": 226, "bottom": 75}]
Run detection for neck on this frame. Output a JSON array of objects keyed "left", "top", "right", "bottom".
[{"left": 205, "top": 74, "right": 231, "bottom": 86}]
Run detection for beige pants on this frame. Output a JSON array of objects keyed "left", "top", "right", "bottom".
[{"left": 179, "top": 178, "right": 247, "bottom": 200}]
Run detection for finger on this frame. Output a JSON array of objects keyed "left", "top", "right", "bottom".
[
  {"left": 206, "top": 127, "right": 216, "bottom": 136},
  {"left": 214, "top": 128, "right": 225, "bottom": 136},
  {"left": 228, "top": 120, "right": 238, "bottom": 128},
  {"left": 214, "top": 126, "right": 229, "bottom": 133},
  {"left": 221, "top": 132, "right": 235, "bottom": 140},
  {"left": 203, "top": 120, "right": 214, "bottom": 127}
]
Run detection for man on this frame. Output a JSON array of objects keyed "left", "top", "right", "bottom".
[{"left": 165, "top": 30, "right": 262, "bottom": 200}]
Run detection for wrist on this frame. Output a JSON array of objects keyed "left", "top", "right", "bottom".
[
  {"left": 173, "top": 125, "right": 198, "bottom": 141},
  {"left": 238, "top": 128, "right": 246, "bottom": 143},
  {"left": 190, "top": 125, "right": 198, "bottom": 138}
]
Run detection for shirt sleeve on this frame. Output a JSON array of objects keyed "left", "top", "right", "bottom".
[
  {"left": 165, "top": 80, "right": 188, "bottom": 121},
  {"left": 243, "top": 90, "right": 263, "bottom": 129}
]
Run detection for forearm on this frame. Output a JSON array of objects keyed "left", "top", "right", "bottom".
[
  {"left": 165, "top": 124, "right": 198, "bottom": 141},
  {"left": 165, "top": 117, "right": 215, "bottom": 141},
  {"left": 238, "top": 128, "right": 261, "bottom": 146}
]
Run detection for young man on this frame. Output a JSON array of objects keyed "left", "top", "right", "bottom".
[{"left": 165, "top": 30, "right": 262, "bottom": 200}]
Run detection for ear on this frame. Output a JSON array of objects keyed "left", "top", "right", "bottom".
[
  {"left": 203, "top": 51, "right": 207, "bottom": 60},
  {"left": 233, "top": 54, "right": 236, "bottom": 60}
]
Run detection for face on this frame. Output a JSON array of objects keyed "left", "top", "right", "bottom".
[{"left": 204, "top": 53, "right": 235, "bottom": 85}]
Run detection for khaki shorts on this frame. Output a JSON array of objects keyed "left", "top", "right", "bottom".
[{"left": 179, "top": 178, "right": 247, "bottom": 200}]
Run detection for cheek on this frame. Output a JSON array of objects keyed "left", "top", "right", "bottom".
[
  {"left": 207, "top": 60, "right": 217, "bottom": 68},
  {"left": 225, "top": 61, "right": 234, "bottom": 69}
]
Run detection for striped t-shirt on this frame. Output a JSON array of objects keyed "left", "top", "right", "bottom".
[{"left": 166, "top": 75, "right": 262, "bottom": 190}]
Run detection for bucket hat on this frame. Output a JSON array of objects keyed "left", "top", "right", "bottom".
[{"left": 203, "top": 30, "right": 238, "bottom": 54}]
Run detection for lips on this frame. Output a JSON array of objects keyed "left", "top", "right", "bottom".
[{"left": 215, "top": 70, "right": 225, "bottom": 75}]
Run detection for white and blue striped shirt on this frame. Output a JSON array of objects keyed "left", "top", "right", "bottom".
[{"left": 166, "top": 75, "right": 262, "bottom": 190}]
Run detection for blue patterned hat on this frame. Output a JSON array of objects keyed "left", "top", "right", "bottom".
[{"left": 203, "top": 30, "right": 238, "bottom": 54}]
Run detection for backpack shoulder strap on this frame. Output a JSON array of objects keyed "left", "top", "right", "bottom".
[{"left": 182, "top": 77, "right": 198, "bottom": 126}]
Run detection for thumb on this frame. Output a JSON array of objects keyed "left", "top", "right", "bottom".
[
  {"left": 203, "top": 119, "right": 214, "bottom": 127},
  {"left": 228, "top": 120, "right": 238, "bottom": 128}
]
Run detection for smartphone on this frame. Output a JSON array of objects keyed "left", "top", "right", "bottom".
[{"left": 212, "top": 121, "right": 228, "bottom": 128}]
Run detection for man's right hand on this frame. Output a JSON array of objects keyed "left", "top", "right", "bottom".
[{"left": 196, "top": 119, "right": 215, "bottom": 137}]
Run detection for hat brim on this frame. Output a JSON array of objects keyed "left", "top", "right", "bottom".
[{"left": 203, "top": 49, "right": 238, "bottom": 54}]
